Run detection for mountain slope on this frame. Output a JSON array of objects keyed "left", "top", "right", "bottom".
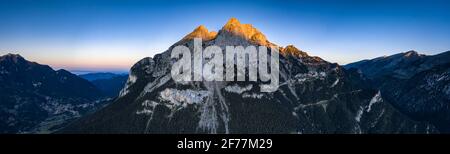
[
  {"left": 345, "top": 51, "right": 450, "bottom": 132},
  {"left": 0, "top": 54, "right": 107, "bottom": 133},
  {"left": 345, "top": 50, "right": 449, "bottom": 79},
  {"left": 62, "top": 18, "right": 436, "bottom": 134},
  {"left": 89, "top": 74, "right": 128, "bottom": 97},
  {"left": 80, "top": 72, "right": 124, "bottom": 81}
]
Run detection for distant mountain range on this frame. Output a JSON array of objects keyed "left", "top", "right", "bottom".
[
  {"left": 345, "top": 50, "right": 450, "bottom": 132},
  {"left": 80, "top": 73, "right": 128, "bottom": 97},
  {"left": 62, "top": 18, "right": 442, "bottom": 134},
  {"left": 79, "top": 72, "right": 127, "bottom": 81},
  {"left": 0, "top": 54, "right": 110, "bottom": 133}
]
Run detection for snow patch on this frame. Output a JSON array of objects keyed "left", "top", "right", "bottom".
[
  {"left": 292, "top": 111, "right": 298, "bottom": 117},
  {"left": 367, "top": 91, "right": 382, "bottom": 112},
  {"left": 159, "top": 88, "right": 210, "bottom": 107},
  {"left": 355, "top": 106, "right": 364, "bottom": 122},
  {"left": 298, "top": 100, "right": 329, "bottom": 111},
  {"left": 136, "top": 109, "right": 153, "bottom": 115},
  {"left": 242, "top": 93, "right": 264, "bottom": 99},
  {"left": 136, "top": 100, "right": 159, "bottom": 116},
  {"left": 224, "top": 84, "right": 253, "bottom": 94},
  {"left": 294, "top": 71, "right": 327, "bottom": 83},
  {"left": 330, "top": 78, "right": 339, "bottom": 88},
  {"left": 141, "top": 74, "right": 171, "bottom": 96},
  {"left": 295, "top": 94, "right": 337, "bottom": 111},
  {"left": 142, "top": 100, "right": 158, "bottom": 108}
]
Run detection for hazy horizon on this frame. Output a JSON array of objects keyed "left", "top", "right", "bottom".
[{"left": 1, "top": 0, "right": 450, "bottom": 72}]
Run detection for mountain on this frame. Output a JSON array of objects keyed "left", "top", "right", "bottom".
[
  {"left": 83, "top": 73, "right": 129, "bottom": 97},
  {"left": 62, "top": 18, "right": 436, "bottom": 134},
  {"left": 79, "top": 72, "right": 125, "bottom": 81},
  {"left": 0, "top": 53, "right": 108, "bottom": 133},
  {"left": 345, "top": 50, "right": 449, "bottom": 79},
  {"left": 345, "top": 51, "right": 450, "bottom": 132}
]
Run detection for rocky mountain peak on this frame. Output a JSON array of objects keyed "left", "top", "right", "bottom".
[
  {"left": 217, "top": 17, "right": 268, "bottom": 46},
  {"left": 281, "top": 45, "right": 309, "bottom": 57},
  {"left": 181, "top": 25, "right": 218, "bottom": 42},
  {"left": 0, "top": 53, "right": 26, "bottom": 63},
  {"left": 403, "top": 50, "right": 422, "bottom": 58},
  {"left": 176, "top": 18, "right": 312, "bottom": 58},
  {"left": 224, "top": 17, "right": 240, "bottom": 26}
]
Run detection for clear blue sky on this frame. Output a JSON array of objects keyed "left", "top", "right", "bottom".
[{"left": 1, "top": 0, "right": 449, "bottom": 72}]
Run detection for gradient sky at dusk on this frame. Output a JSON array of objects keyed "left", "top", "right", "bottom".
[{"left": 1, "top": 0, "right": 450, "bottom": 72}]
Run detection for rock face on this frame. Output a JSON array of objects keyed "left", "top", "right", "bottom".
[
  {"left": 345, "top": 51, "right": 450, "bottom": 132},
  {"left": 63, "top": 18, "right": 437, "bottom": 134},
  {"left": 0, "top": 54, "right": 107, "bottom": 133},
  {"left": 220, "top": 17, "right": 268, "bottom": 46}
]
